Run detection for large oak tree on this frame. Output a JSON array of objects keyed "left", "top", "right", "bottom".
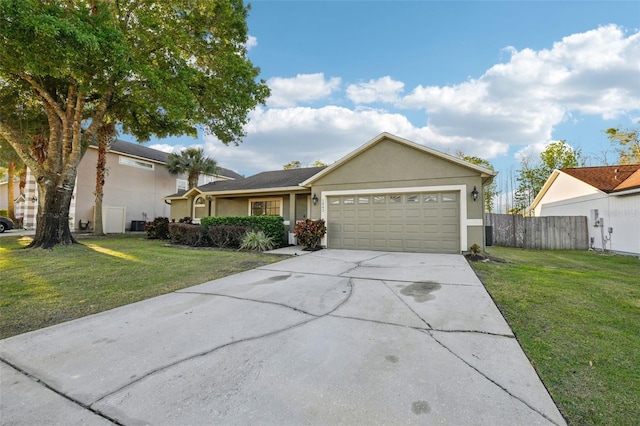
[{"left": 0, "top": 0, "right": 269, "bottom": 248}]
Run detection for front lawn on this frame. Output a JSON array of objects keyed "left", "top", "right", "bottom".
[
  {"left": 0, "top": 234, "right": 285, "bottom": 339},
  {"left": 471, "top": 247, "right": 640, "bottom": 426}
]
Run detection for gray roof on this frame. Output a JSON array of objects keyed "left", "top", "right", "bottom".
[
  {"left": 89, "top": 139, "right": 244, "bottom": 180},
  {"left": 198, "top": 166, "right": 327, "bottom": 193}
]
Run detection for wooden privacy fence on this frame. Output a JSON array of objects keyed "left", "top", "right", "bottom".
[{"left": 485, "top": 213, "right": 588, "bottom": 250}]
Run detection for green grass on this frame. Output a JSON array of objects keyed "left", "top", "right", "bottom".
[
  {"left": 471, "top": 247, "right": 640, "bottom": 426},
  {"left": 0, "top": 234, "right": 285, "bottom": 339}
]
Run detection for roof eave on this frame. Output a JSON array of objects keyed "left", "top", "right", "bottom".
[
  {"left": 201, "top": 186, "right": 309, "bottom": 197},
  {"left": 610, "top": 187, "right": 640, "bottom": 196}
]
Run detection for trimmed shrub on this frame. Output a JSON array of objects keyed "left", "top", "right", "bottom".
[
  {"left": 0, "top": 209, "right": 8, "bottom": 217},
  {"left": 146, "top": 217, "right": 171, "bottom": 240},
  {"left": 169, "top": 223, "right": 209, "bottom": 246},
  {"left": 200, "top": 215, "right": 285, "bottom": 246},
  {"left": 294, "top": 218, "right": 327, "bottom": 249},
  {"left": 239, "top": 230, "right": 275, "bottom": 252},
  {"left": 207, "top": 225, "right": 248, "bottom": 249}
]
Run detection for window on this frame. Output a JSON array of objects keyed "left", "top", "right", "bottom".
[
  {"left": 358, "top": 196, "right": 370, "bottom": 204},
  {"left": 330, "top": 198, "right": 340, "bottom": 205},
  {"left": 423, "top": 194, "right": 438, "bottom": 203},
  {"left": 194, "top": 196, "right": 206, "bottom": 207},
  {"left": 343, "top": 197, "right": 355, "bottom": 204},
  {"left": 389, "top": 195, "right": 402, "bottom": 203},
  {"left": 406, "top": 194, "right": 419, "bottom": 203},
  {"left": 373, "top": 196, "right": 385, "bottom": 204},
  {"left": 119, "top": 156, "right": 154, "bottom": 170},
  {"left": 202, "top": 175, "right": 217, "bottom": 184},
  {"left": 249, "top": 198, "right": 282, "bottom": 216},
  {"left": 176, "top": 179, "right": 188, "bottom": 192},
  {"left": 442, "top": 193, "right": 457, "bottom": 202}
]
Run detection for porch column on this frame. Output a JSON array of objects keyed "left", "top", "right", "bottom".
[{"left": 289, "top": 192, "right": 296, "bottom": 233}]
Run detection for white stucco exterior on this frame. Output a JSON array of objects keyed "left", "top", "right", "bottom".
[{"left": 534, "top": 172, "right": 640, "bottom": 255}]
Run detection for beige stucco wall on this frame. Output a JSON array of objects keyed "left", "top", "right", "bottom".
[
  {"left": 76, "top": 148, "right": 176, "bottom": 230},
  {"left": 168, "top": 199, "right": 190, "bottom": 221},
  {"left": 309, "top": 137, "right": 489, "bottom": 251},
  {"left": 0, "top": 181, "right": 16, "bottom": 211},
  {"left": 172, "top": 192, "right": 312, "bottom": 235}
]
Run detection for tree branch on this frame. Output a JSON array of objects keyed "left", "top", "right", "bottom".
[
  {"left": 0, "top": 123, "right": 44, "bottom": 177},
  {"left": 18, "top": 72, "right": 65, "bottom": 122}
]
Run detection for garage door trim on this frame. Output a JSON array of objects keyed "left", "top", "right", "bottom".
[{"left": 320, "top": 185, "right": 471, "bottom": 252}]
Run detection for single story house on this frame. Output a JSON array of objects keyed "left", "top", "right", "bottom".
[
  {"left": 0, "top": 140, "right": 241, "bottom": 232},
  {"left": 530, "top": 164, "right": 640, "bottom": 255},
  {"left": 165, "top": 133, "right": 497, "bottom": 253}
]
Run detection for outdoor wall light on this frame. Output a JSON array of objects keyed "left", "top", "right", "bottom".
[
  {"left": 312, "top": 193, "right": 318, "bottom": 205},
  {"left": 31, "top": 196, "right": 37, "bottom": 203},
  {"left": 471, "top": 186, "right": 478, "bottom": 202}
]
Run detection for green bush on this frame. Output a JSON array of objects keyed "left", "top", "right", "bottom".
[
  {"left": 146, "top": 217, "right": 171, "bottom": 240},
  {"left": 294, "top": 218, "right": 326, "bottom": 249},
  {"left": 240, "top": 230, "right": 275, "bottom": 252},
  {"left": 169, "top": 223, "right": 209, "bottom": 246},
  {"left": 0, "top": 209, "right": 8, "bottom": 217},
  {"left": 200, "top": 216, "right": 285, "bottom": 246},
  {"left": 207, "top": 225, "right": 248, "bottom": 249}
]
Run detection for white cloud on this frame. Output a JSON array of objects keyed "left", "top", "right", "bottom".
[
  {"left": 399, "top": 24, "right": 639, "bottom": 154},
  {"left": 346, "top": 76, "right": 404, "bottom": 104},
  {"left": 246, "top": 35, "right": 258, "bottom": 50},
  {"left": 201, "top": 106, "right": 508, "bottom": 176},
  {"left": 168, "top": 25, "right": 639, "bottom": 178},
  {"left": 148, "top": 143, "right": 183, "bottom": 154},
  {"left": 266, "top": 73, "right": 341, "bottom": 108}
]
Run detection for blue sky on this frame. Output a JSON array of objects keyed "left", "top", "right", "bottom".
[{"left": 144, "top": 0, "right": 640, "bottom": 208}]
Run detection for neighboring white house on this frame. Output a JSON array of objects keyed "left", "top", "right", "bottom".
[
  {"left": 530, "top": 165, "right": 640, "bottom": 255},
  {"left": 0, "top": 140, "right": 241, "bottom": 232}
]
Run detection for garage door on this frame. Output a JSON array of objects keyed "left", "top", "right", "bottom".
[{"left": 326, "top": 192, "right": 460, "bottom": 253}]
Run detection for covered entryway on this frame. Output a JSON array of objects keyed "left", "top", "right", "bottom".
[{"left": 326, "top": 191, "right": 460, "bottom": 253}]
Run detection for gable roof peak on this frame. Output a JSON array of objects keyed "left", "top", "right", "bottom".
[{"left": 301, "top": 132, "right": 497, "bottom": 186}]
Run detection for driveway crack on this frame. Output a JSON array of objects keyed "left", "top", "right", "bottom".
[
  {"left": 91, "top": 278, "right": 354, "bottom": 407},
  {"left": 381, "top": 279, "right": 433, "bottom": 329},
  {"left": 424, "top": 330, "right": 562, "bottom": 426},
  {"left": 0, "top": 358, "right": 122, "bottom": 425}
]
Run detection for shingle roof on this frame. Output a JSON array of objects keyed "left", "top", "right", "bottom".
[
  {"left": 561, "top": 164, "right": 640, "bottom": 193},
  {"left": 198, "top": 166, "right": 327, "bottom": 193},
  {"left": 89, "top": 139, "right": 244, "bottom": 179}
]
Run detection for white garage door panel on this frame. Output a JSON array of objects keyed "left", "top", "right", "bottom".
[{"left": 327, "top": 192, "right": 460, "bottom": 253}]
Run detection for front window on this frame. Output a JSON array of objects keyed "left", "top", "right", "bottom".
[
  {"left": 249, "top": 198, "right": 282, "bottom": 216},
  {"left": 119, "top": 156, "right": 154, "bottom": 170},
  {"left": 177, "top": 179, "right": 188, "bottom": 192}
]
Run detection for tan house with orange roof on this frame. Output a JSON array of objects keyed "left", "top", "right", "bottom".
[{"left": 530, "top": 164, "right": 640, "bottom": 255}]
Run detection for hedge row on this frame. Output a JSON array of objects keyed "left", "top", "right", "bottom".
[
  {"left": 168, "top": 223, "right": 248, "bottom": 249},
  {"left": 200, "top": 215, "right": 285, "bottom": 245}
]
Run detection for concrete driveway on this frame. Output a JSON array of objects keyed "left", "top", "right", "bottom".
[{"left": 1, "top": 249, "right": 565, "bottom": 425}]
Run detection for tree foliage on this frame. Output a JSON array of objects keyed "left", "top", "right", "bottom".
[
  {"left": 0, "top": 0, "right": 269, "bottom": 248},
  {"left": 167, "top": 148, "right": 218, "bottom": 189},
  {"left": 457, "top": 154, "right": 499, "bottom": 213},
  {"left": 283, "top": 160, "right": 301, "bottom": 170},
  {"left": 284, "top": 159, "right": 327, "bottom": 169},
  {"left": 606, "top": 125, "right": 640, "bottom": 165},
  {"left": 513, "top": 140, "right": 582, "bottom": 214}
]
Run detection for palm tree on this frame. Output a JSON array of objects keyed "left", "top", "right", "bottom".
[{"left": 167, "top": 148, "right": 218, "bottom": 189}]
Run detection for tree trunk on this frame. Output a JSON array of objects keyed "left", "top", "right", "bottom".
[
  {"left": 7, "top": 160, "right": 16, "bottom": 221},
  {"left": 94, "top": 122, "right": 115, "bottom": 236},
  {"left": 27, "top": 176, "right": 77, "bottom": 249}
]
